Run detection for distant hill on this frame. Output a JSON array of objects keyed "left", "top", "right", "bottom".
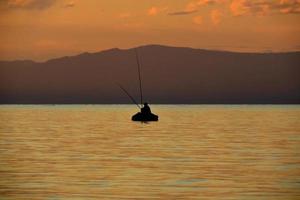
[{"left": 0, "top": 45, "right": 299, "bottom": 104}]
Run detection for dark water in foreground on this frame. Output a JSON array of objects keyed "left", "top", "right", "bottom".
[{"left": 0, "top": 105, "right": 300, "bottom": 200}]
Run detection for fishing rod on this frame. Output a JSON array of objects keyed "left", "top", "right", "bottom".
[
  {"left": 117, "top": 83, "right": 141, "bottom": 109},
  {"left": 135, "top": 49, "right": 143, "bottom": 106}
]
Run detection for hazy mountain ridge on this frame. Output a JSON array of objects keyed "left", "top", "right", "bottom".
[{"left": 0, "top": 45, "right": 299, "bottom": 104}]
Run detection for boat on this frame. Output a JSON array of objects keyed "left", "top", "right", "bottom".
[
  {"left": 132, "top": 112, "right": 158, "bottom": 121},
  {"left": 118, "top": 49, "right": 159, "bottom": 122}
]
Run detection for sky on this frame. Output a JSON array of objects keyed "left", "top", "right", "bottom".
[{"left": 0, "top": 0, "right": 300, "bottom": 61}]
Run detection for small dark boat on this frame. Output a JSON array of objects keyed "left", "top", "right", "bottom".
[
  {"left": 132, "top": 112, "right": 159, "bottom": 121},
  {"left": 118, "top": 49, "right": 159, "bottom": 122}
]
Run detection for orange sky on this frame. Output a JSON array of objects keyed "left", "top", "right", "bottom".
[{"left": 0, "top": 0, "right": 300, "bottom": 61}]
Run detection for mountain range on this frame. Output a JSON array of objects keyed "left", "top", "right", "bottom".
[{"left": 0, "top": 45, "right": 299, "bottom": 104}]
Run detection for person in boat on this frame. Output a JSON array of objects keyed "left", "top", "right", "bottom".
[
  {"left": 141, "top": 102, "right": 151, "bottom": 115},
  {"left": 132, "top": 102, "right": 158, "bottom": 121}
]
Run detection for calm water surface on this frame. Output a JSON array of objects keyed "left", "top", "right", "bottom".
[{"left": 0, "top": 105, "right": 300, "bottom": 199}]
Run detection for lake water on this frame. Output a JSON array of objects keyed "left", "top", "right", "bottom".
[{"left": 0, "top": 105, "right": 300, "bottom": 200}]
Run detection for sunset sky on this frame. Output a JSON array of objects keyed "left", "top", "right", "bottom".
[{"left": 0, "top": 0, "right": 300, "bottom": 61}]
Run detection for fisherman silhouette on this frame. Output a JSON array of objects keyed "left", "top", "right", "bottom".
[
  {"left": 118, "top": 49, "right": 158, "bottom": 121},
  {"left": 141, "top": 102, "right": 151, "bottom": 114},
  {"left": 131, "top": 102, "right": 157, "bottom": 121}
]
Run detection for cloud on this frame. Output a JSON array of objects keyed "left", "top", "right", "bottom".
[
  {"left": 148, "top": 7, "right": 158, "bottom": 16},
  {"left": 278, "top": 0, "right": 300, "bottom": 14},
  {"left": 185, "top": 2, "right": 199, "bottom": 12},
  {"left": 7, "top": 0, "right": 56, "bottom": 9},
  {"left": 64, "top": 1, "right": 74, "bottom": 8},
  {"left": 168, "top": 10, "right": 198, "bottom": 15},
  {"left": 197, "top": 0, "right": 227, "bottom": 6},
  {"left": 168, "top": 1, "right": 199, "bottom": 16},
  {"left": 187, "top": 0, "right": 226, "bottom": 10},
  {"left": 147, "top": 6, "right": 168, "bottom": 16},
  {"left": 230, "top": 0, "right": 248, "bottom": 16},
  {"left": 211, "top": 9, "right": 223, "bottom": 25},
  {"left": 230, "top": 0, "right": 300, "bottom": 16},
  {"left": 234, "top": 0, "right": 275, "bottom": 16},
  {"left": 230, "top": 0, "right": 272, "bottom": 16},
  {"left": 168, "top": 0, "right": 226, "bottom": 16},
  {"left": 193, "top": 15, "right": 203, "bottom": 24}
]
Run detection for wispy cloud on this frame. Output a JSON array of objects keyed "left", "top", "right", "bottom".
[
  {"left": 170, "top": 0, "right": 300, "bottom": 18},
  {"left": 230, "top": 0, "right": 247, "bottom": 16},
  {"left": 168, "top": 10, "right": 198, "bottom": 16},
  {"left": 186, "top": 0, "right": 225, "bottom": 11},
  {"left": 6, "top": 0, "right": 56, "bottom": 10},
  {"left": 148, "top": 7, "right": 158, "bottom": 16},
  {"left": 168, "top": 1, "right": 199, "bottom": 16},
  {"left": 230, "top": 0, "right": 271, "bottom": 16},
  {"left": 277, "top": 0, "right": 300, "bottom": 14},
  {"left": 197, "top": 0, "right": 227, "bottom": 6},
  {"left": 230, "top": 0, "right": 300, "bottom": 16},
  {"left": 168, "top": 0, "right": 226, "bottom": 16},
  {"left": 64, "top": 1, "right": 75, "bottom": 8},
  {"left": 147, "top": 6, "right": 168, "bottom": 16}
]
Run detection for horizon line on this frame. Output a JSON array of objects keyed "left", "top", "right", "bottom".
[{"left": 1, "top": 44, "right": 300, "bottom": 63}]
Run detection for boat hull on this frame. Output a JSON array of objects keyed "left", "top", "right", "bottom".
[{"left": 132, "top": 112, "right": 159, "bottom": 122}]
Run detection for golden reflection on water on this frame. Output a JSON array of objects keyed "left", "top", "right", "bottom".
[{"left": 0, "top": 105, "right": 300, "bottom": 199}]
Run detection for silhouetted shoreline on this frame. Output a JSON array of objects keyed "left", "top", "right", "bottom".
[{"left": 1, "top": 45, "right": 299, "bottom": 104}]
